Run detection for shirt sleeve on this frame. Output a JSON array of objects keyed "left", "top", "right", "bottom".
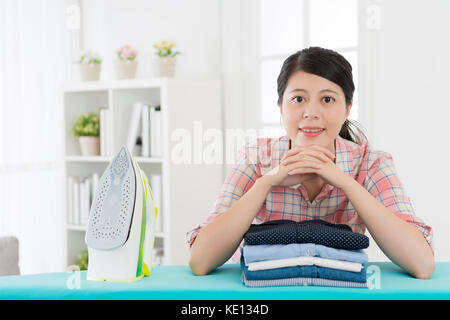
[
  {"left": 363, "top": 152, "right": 434, "bottom": 252},
  {"left": 185, "top": 142, "right": 264, "bottom": 252}
]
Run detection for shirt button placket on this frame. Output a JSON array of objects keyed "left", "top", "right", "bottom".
[{"left": 307, "top": 205, "right": 313, "bottom": 219}]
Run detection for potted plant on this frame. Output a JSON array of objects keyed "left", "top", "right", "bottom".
[
  {"left": 114, "top": 44, "right": 138, "bottom": 80},
  {"left": 152, "top": 40, "right": 181, "bottom": 78},
  {"left": 77, "top": 249, "right": 88, "bottom": 271},
  {"left": 73, "top": 50, "right": 102, "bottom": 81},
  {"left": 72, "top": 112, "right": 100, "bottom": 156}
]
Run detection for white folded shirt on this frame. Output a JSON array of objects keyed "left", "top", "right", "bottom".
[{"left": 247, "top": 256, "right": 363, "bottom": 272}]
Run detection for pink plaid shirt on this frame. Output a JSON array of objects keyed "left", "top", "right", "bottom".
[{"left": 186, "top": 135, "right": 434, "bottom": 263}]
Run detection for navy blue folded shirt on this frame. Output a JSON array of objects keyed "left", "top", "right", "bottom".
[{"left": 244, "top": 219, "right": 369, "bottom": 250}]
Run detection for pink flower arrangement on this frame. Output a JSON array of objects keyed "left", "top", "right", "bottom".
[{"left": 117, "top": 45, "right": 137, "bottom": 61}]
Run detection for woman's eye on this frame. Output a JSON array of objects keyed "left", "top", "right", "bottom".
[
  {"left": 293, "top": 96, "right": 304, "bottom": 103},
  {"left": 323, "top": 96, "right": 335, "bottom": 103}
]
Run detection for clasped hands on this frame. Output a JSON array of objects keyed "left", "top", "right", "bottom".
[{"left": 263, "top": 144, "right": 351, "bottom": 189}]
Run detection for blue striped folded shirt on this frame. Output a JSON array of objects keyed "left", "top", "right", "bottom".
[{"left": 243, "top": 243, "right": 368, "bottom": 266}]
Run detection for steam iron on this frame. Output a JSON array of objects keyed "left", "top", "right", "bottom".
[{"left": 85, "top": 145, "right": 158, "bottom": 282}]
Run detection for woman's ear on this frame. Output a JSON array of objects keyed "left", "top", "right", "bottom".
[{"left": 345, "top": 100, "right": 353, "bottom": 118}]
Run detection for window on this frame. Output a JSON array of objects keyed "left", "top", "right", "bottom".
[
  {"left": 0, "top": 0, "right": 69, "bottom": 274},
  {"left": 259, "top": 0, "right": 359, "bottom": 136}
]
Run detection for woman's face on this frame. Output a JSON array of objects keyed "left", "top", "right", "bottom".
[{"left": 280, "top": 70, "right": 352, "bottom": 155}]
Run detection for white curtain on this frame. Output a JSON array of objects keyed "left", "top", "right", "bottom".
[{"left": 0, "top": 0, "right": 70, "bottom": 274}]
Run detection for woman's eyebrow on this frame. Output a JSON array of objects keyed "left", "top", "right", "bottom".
[
  {"left": 289, "top": 88, "right": 308, "bottom": 94},
  {"left": 288, "top": 88, "right": 339, "bottom": 95},
  {"left": 319, "top": 89, "right": 339, "bottom": 95}
]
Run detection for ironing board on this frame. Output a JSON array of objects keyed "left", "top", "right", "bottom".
[{"left": 0, "top": 262, "right": 449, "bottom": 300}]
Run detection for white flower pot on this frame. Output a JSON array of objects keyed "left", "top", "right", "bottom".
[
  {"left": 79, "top": 136, "right": 100, "bottom": 156},
  {"left": 114, "top": 59, "right": 137, "bottom": 80},
  {"left": 76, "top": 63, "right": 101, "bottom": 82},
  {"left": 152, "top": 57, "right": 176, "bottom": 78}
]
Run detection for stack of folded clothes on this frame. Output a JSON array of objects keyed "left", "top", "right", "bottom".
[{"left": 241, "top": 219, "right": 370, "bottom": 288}]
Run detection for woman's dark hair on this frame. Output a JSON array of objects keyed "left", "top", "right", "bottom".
[{"left": 277, "top": 46, "right": 367, "bottom": 145}]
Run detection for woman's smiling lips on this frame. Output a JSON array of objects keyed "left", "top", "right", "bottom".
[{"left": 299, "top": 127, "right": 325, "bottom": 137}]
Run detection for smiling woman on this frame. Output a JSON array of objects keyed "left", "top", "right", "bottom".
[{"left": 187, "top": 47, "right": 434, "bottom": 279}]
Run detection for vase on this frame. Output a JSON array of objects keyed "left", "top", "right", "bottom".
[
  {"left": 114, "top": 59, "right": 137, "bottom": 80},
  {"left": 79, "top": 136, "right": 100, "bottom": 156},
  {"left": 152, "top": 56, "right": 176, "bottom": 78},
  {"left": 76, "top": 63, "right": 101, "bottom": 82}
]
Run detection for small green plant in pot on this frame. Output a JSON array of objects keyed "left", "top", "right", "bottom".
[
  {"left": 77, "top": 249, "right": 89, "bottom": 271},
  {"left": 72, "top": 112, "right": 100, "bottom": 156}
]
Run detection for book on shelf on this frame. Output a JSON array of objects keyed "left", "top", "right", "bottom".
[
  {"left": 141, "top": 105, "right": 150, "bottom": 157},
  {"left": 126, "top": 102, "right": 162, "bottom": 158},
  {"left": 126, "top": 102, "right": 144, "bottom": 155},
  {"left": 98, "top": 102, "right": 162, "bottom": 158},
  {"left": 99, "top": 107, "right": 112, "bottom": 156},
  {"left": 67, "top": 176, "right": 74, "bottom": 226},
  {"left": 67, "top": 173, "right": 99, "bottom": 227},
  {"left": 152, "top": 247, "right": 164, "bottom": 265},
  {"left": 149, "top": 105, "right": 162, "bottom": 157},
  {"left": 79, "top": 179, "right": 90, "bottom": 226},
  {"left": 72, "top": 179, "right": 79, "bottom": 225}
]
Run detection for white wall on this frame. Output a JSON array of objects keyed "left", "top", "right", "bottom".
[
  {"left": 358, "top": 0, "right": 450, "bottom": 261},
  {"left": 220, "top": 0, "right": 262, "bottom": 178},
  {"left": 79, "top": 0, "right": 221, "bottom": 81}
]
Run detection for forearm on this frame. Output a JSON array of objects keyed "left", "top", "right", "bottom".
[
  {"left": 189, "top": 177, "right": 272, "bottom": 276},
  {"left": 342, "top": 177, "right": 435, "bottom": 279}
]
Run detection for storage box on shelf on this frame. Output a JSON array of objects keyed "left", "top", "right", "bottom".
[{"left": 62, "top": 78, "right": 223, "bottom": 268}]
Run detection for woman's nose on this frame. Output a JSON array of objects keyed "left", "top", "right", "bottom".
[{"left": 303, "top": 103, "right": 320, "bottom": 119}]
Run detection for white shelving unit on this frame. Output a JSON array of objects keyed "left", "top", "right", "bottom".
[{"left": 62, "top": 78, "right": 223, "bottom": 268}]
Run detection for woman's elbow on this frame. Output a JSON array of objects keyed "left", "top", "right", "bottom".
[
  {"left": 413, "top": 258, "right": 435, "bottom": 279},
  {"left": 189, "top": 257, "right": 210, "bottom": 276},
  {"left": 188, "top": 245, "right": 212, "bottom": 276}
]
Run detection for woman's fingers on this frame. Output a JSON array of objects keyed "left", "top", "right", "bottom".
[
  {"left": 286, "top": 161, "right": 321, "bottom": 174},
  {"left": 283, "top": 145, "right": 335, "bottom": 161},
  {"left": 281, "top": 150, "right": 330, "bottom": 166},
  {"left": 309, "top": 145, "right": 335, "bottom": 159},
  {"left": 286, "top": 156, "right": 321, "bottom": 169}
]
